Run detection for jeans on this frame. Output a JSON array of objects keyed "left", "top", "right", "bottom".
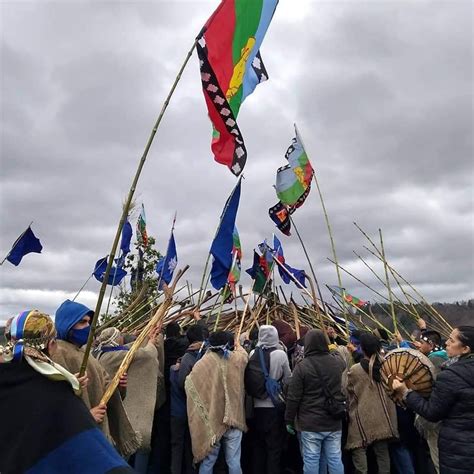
[
  {"left": 199, "top": 428, "right": 242, "bottom": 474},
  {"left": 300, "top": 431, "right": 344, "bottom": 474},
  {"left": 390, "top": 442, "right": 416, "bottom": 474}
]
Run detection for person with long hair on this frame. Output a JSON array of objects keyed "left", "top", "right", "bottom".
[
  {"left": 346, "top": 332, "right": 398, "bottom": 474},
  {"left": 393, "top": 326, "right": 474, "bottom": 474}
]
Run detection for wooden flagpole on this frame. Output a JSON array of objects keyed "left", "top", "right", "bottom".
[
  {"left": 157, "top": 211, "right": 178, "bottom": 291},
  {"left": 197, "top": 176, "right": 243, "bottom": 306},
  {"left": 288, "top": 216, "right": 326, "bottom": 307},
  {"left": 294, "top": 124, "right": 350, "bottom": 334},
  {"left": 79, "top": 41, "right": 197, "bottom": 377},
  {"left": 379, "top": 229, "right": 399, "bottom": 346}
]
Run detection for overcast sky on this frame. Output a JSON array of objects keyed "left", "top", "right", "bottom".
[{"left": 1, "top": 0, "right": 472, "bottom": 322}]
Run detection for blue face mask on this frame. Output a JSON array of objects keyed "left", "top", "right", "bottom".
[{"left": 69, "top": 326, "right": 90, "bottom": 347}]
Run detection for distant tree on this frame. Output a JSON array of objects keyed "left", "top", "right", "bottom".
[{"left": 100, "top": 236, "right": 162, "bottom": 327}]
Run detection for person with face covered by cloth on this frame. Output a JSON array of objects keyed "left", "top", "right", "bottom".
[
  {"left": 52, "top": 299, "right": 140, "bottom": 458},
  {"left": 0, "top": 310, "right": 134, "bottom": 474},
  {"left": 185, "top": 331, "right": 248, "bottom": 474},
  {"left": 93, "top": 326, "right": 164, "bottom": 474},
  {"left": 393, "top": 326, "right": 474, "bottom": 474},
  {"left": 346, "top": 332, "right": 398, "bottom": 474}
]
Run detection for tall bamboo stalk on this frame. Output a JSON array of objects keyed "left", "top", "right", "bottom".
[
  {"left": 79, "top": 41, "right": 197, "bottom": 377},
  {"left": 288, "top": 217, "right": 326, "bottom": 306},
  {"left": 294, "top": 124, "right": 350, "bottom": 333},
  {"left": 378, "top": 229, "right": 398, "bottom": 345},
  {"left": 197, "top": 176, "right": 242, "bottom": 305}
]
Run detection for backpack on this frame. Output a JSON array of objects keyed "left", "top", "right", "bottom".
[
  {"left": 245, "top": 347, "right": 274, "bottom": 399},
  {"left": 257, "top": 347, "right": 286, "bottom": 411}
]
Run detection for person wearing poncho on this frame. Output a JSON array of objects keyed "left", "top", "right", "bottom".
[
  {"left": 52, "top": 299, "right": 140, "bottom": 458},
  {"left": 185, "top": 331, "right": 248, "bottom": 473},
  {"left": 346, "top": 332, "right": 398, "bottom": 474},
  {"left": 0, "top": 310, "right": 133, "bottom": 474},
  {"left": 93, "top": 326, "right": 164, "bottom": 473}
]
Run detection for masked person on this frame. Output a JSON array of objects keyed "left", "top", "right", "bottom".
[
  {"left": 0, "top": 310, "right": 133, "bottom": 474},
  {"left": 52, "top": 299, "right": 140, "bottom": 458}
]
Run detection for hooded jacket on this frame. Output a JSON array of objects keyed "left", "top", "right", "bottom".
[
  {"left": 55, "top": 299, "right": 93, "bottom": 341},
  {"left": 285, "top": 329, "right": 346, "bottom": 432},
  {"left": 251, "top": 325, "right": 291, "bottom": 408}
]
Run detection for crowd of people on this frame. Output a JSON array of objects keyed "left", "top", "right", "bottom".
[{"left": 1, "top": 300, "right": 473, "bottom": 474}]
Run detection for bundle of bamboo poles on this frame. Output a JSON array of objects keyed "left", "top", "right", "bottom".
[{"left": 100, "top": 265, "right": 189, "bottom": 405}]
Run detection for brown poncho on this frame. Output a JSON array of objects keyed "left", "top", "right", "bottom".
[
  {"left": 52, "top": 339, "right": 140, "bottom": 457},
  {"left": 346, "top": 362, "right": 398, "bottom": 450},
  {"left": 96, "top": 341, "right": 162, "bottom": 451},
  {"left": 185, "top": 346, "right": 248, "bottom": 463}
]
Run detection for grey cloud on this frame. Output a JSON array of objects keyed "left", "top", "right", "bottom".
[{"left": 1, "top": 1, "right": 472, "bottom": 319}]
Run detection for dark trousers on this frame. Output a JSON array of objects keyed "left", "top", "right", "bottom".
[
  {"left": 252, "top": 407, "right": 285, "bottom": 474},
  {"left": 148, "top": 403, "right": 171, "bottom": 474},
  {"left": 170, "top": 416, "right": 196, "bottom": 474}
]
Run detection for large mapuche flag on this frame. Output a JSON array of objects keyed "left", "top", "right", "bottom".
[
  {"left": 197, "top": 0, "right": 279, "bottom": 176},
  {"left": 269, "top": 127, "right": 314, "bottom": 235},
  {"left": 276, "top": 128, "right": 314, "bottom": 205}
]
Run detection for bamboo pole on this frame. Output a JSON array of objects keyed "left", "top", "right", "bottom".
[
  {"left": 352, "top": 250, "right": 420, "bottom": 323},
  {"left": 291, "top": 302, "right": 300, "bottom": 339},
  {"left": 236, "top": 292, "right": 252, "bottom": 345},
  {"left": 79, "top": 41, "right": 197, "bottom": 377},
  {"left": 355, "top": 222, "right": 453, "bottom": 332},
  {"left": 288, "top": 217, "right": 326, "bottom": 306},
  {"left": 197, "top": 177, "right": 242, "bottom": 305},
  {"left": 100, "top": 266, "right": 189, "bottom": 404},
  {"left": 294, "top": 124, "right": 350, "bottom": 333}
]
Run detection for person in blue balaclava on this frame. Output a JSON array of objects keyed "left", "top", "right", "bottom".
[
  {"left": 55, "top": 299, "right": 94, "bottom": 347},
  {"left": 51, "top": 300, "right": 138, "bottom": 457}
]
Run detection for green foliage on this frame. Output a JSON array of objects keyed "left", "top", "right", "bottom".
[{"left": 100, "top": 236, "right": 162, "bottom": 327}]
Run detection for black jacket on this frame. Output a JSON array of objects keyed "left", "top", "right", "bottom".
[
  {"left": 405, "top": 354, "right": 474, "bottom": 473},
  {"left": 285, "top": 330, "right": 346, "bottom": 432}
]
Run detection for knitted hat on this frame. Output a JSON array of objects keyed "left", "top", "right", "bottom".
[{"left": 3, "top": 310, "right": 56, "bottom": 362}]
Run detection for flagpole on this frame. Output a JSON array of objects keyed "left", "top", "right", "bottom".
[
  {"left": 157, "top": 211, "right": 178, "bottom": 291},
  {"left": 294, "top": 123, "right": 350, "bottom": 334},
  {"left": 0, "top": 222, "right": 34, "bottom": 266},
  {"left": 197, "top": 176, "right": 242, "bottom": 305},
  {"left": 289, "top": 215, "right": 326, "bottom": 307},
  {"left": 79, "top": 40, "right": 197, "bottom": 377},
  {"left": 380, "top": 228, "right": 402, "bottom": 346}
]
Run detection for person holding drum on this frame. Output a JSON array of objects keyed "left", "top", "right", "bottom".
[{"left": 393, "top": 326, "right": 474, "bottom": 474}]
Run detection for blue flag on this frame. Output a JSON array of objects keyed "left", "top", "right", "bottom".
[
  {"left": 210, "top": 179, "right": 242, "bottom": 290},
  {"left": 6, "top": 226, "right": 43, "bottom": 266},
  {"left": 120, "top": 218, "right": 133, "bottom": 255},
  {"left": 116, "top": 218, "right": 133, "bottom": 267},
  {"left": 93, "top": 256, "right": 127, "bottom": 286},
  {"left": 156, "top": 232, "right": 178, "bottom": 289},
  {"left": 273, "top": 235, "right": 306, "bottom": 287}
]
